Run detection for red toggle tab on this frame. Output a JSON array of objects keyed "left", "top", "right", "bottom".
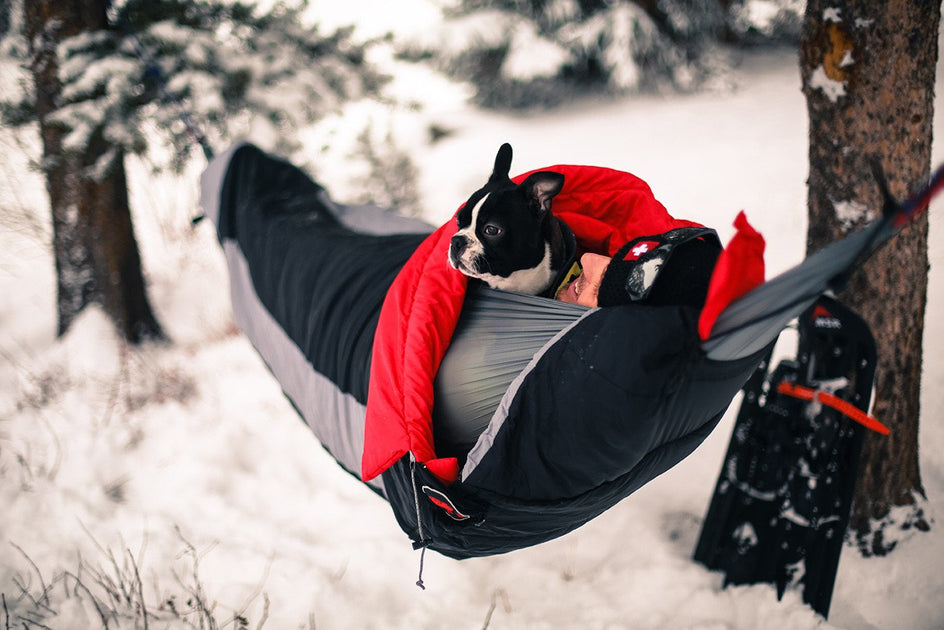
[{"left": 422, "top": 486, "right": 471, "bottom": 521}]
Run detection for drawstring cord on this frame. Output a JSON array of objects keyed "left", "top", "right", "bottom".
[
  {"left": 409, "top": 454, "right": 430, "bottom": 590},
  {"left": 413, "top": 542, "right": 428, "bottom": 591}
]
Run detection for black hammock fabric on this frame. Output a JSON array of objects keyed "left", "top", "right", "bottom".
[{"left": 201, "top": 143, "right": 924, "bottom": 559}]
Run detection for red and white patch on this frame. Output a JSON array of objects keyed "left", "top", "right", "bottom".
[{"left": 626, "top": 240, "right": 660, "bottom": 260}]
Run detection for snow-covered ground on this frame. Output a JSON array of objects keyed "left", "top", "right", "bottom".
[{"left": 1, "top": 4, "right": 943, "bottom": 629}]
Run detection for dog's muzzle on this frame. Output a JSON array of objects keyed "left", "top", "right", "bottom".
[{"left": 449, "top": 234, "right": 480, "bottom": 274}]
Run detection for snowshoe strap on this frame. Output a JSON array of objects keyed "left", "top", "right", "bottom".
[{"left": 776, "top": 382, "right": 889, "bottom": 435}]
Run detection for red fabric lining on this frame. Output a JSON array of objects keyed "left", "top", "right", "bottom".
[
  {"left": 362, "top": 164, "right": 764, "bottom": 484},
  {"left": 697, "top": 211, "right": 766, "bottom": 341},
  {"left": 362, "top": 222, "right": 466, "bottom": 481}
]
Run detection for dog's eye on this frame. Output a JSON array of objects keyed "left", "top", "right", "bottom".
[{"left": 483, "top": 224, "right": 502, "bottom": 237}]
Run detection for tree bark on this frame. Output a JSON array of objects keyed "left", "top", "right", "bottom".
[
  {"left": 24, "top": 0, "right": 164, "bottom": 343},
  {"left": 799, "top": 0, "right": 939, "bottom": 555}
]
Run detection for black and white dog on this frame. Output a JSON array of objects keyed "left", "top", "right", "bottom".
[{"left": 448, "top": 143, "right": 574, "bottom": 296}]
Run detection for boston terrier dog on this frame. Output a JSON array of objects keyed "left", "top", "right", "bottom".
[{"left": 448, "top": 143, "right": 575, "bottom": 296}]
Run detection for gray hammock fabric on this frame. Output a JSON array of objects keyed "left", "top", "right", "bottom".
[{"left": 433, "top": 288, "right": 590, "bottom": 461}]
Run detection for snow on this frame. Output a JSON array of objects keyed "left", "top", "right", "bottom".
[
  {"left": 810, "top": 65, "right": 847, "bottom": 102},
  {"left": 305, "top": 0, "right": 444, "bottom": 41},
  {"left": 501, "top": 22, "right": 573, "bottom": 81},
  {"left": 2, "top": 6, "right": 944, "bottom": 630},
  {"left": 824, "top": 8, "right": 843, "bottom": 23},
  {"left": 400, "top": 9, "right": 517, "bottom": 59},
  {"left": 597, "top": 4, "right": 650, "bottom": 91},
  {"left": 740, "top": 1, "right": 788, "bottom": 35},
  {"left": 833, "top": 199, "right": 871, "bottom": 229}
]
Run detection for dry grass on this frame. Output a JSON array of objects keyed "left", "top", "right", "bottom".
[{"left": 2, "top": 529, "right": 271, "bottom": 630}]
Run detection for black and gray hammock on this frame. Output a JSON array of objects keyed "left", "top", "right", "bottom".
[{"left": 199, "top": 143, "right": 940, "bottom": 564}]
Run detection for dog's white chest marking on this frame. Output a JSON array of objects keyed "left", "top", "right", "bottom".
[{"left": 476, "top": 242, "right": 554, "bottom": 294}]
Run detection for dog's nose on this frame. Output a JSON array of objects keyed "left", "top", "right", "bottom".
[{"left": 450, "top": 235, "right": 465, "bottom": 258}]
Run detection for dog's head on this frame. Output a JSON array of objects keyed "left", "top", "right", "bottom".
[{"left": 448, "top": 143, "right": 565, "bottom": 294}]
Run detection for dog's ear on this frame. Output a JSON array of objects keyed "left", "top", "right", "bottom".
[
  {"left": 489, "top": 143, "right": 514, "bottom": 183},
  {"left": 521, "top": 171, "right": 565, "bottom": 215}
]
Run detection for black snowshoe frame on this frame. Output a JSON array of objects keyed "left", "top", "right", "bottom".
[{"left": 694, "top": 295, "right": 878, "bottom": 617}]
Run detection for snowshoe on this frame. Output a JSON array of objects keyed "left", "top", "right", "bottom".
[{"left": 693, "top": 294, "right": 880, "bottom": 617}]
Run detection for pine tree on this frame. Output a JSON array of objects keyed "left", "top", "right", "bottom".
[
  {"left": 1, "top": 0, "right": 385, "bottom": 342},
  {"left": 399, "top": 0, "right": 803, "bottom": 108},
  {"left": 799, "top": 0, "right": 940, "bottom": 554}
]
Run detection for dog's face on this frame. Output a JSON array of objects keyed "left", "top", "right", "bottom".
[{"left": 448, "top": 143, "right": 565, "bottom": 294}]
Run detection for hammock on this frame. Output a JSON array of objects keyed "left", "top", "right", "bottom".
[{"left": 200, "top": 142, "right": 940, "bottom": 561}]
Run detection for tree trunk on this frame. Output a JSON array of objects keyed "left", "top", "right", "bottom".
[
  {"left": 24, "top": 0, "right": 164, "bottom": 343},
  {"left": 799, "top": 0, "right": 938, "bottom": 555}
]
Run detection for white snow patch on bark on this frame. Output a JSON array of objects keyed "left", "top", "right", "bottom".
[
  {"left": 834, "top": 199, "right": 870, "bottom": 228},
  {"left": 823, "top": 7, "right": 843, "bottom": 23},
  {"left": 810, "top": 65, "right": 846, "bottom": 102}
]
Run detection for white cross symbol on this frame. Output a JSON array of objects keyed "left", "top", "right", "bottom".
[{"left": 632, "top": 243, "right": 650, "bottom": 257}]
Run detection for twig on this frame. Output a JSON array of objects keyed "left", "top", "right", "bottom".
[
  {"left": 62, "top": 571, "right": 110, "bottom": 629},
  {"left": 80, "top": 562, "right": 117, "bottom": 608},
  {"left": 17, "top": 610, "right": 53, "bottom": 629},
  {"left": 76, "top": 522, "right": 123, "bottom": 608},
  {"left": 9, "top": 543, "right": 53, "bottom": 611},
  {"left": 34, "top": 409, "right": 63, "bottom": 481},
  {"left": 127, "top": 549, "right": 148, "bottom": 630},
  {"left": 106, "top": 547, "right": 132, "bottom": 607},
  {"left": 0, "top": 346, "right": 30, "bottom": 378},
  {"left": 3, "top": 361, "right": 64, "bottom": 481},
  {"left": 99, "top": 343, "right": 128, "bottom": 427},
  {"left": 228, "top": 556, "right": 271, "bottom": 630},
  {"left": 2, "top": 593, "right": 10, "bottom": 630},
  {"left": 77, "top": 520, "right": 109, "bottom": 558},
  {"left": 9, "top": 576, "right": 36, "bottom": 613},
  {"left": 247, "top": 594, "right": 269, "bottom": 630},
  {"left": 173, "top": 527, "right": 218, "bottom": 630},
  {"left": 481, "top": 598, "right": 497, "bottom": 630},
  {"left": 0, "top": 126, "right": 50, "bottom": 245},
  {"left": 482, "top": 588, "right": 511, "bottom": 629}
]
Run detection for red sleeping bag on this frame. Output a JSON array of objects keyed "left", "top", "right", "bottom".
[{"left": 362, "top": 163, "right": 765, "bottom": 485}]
